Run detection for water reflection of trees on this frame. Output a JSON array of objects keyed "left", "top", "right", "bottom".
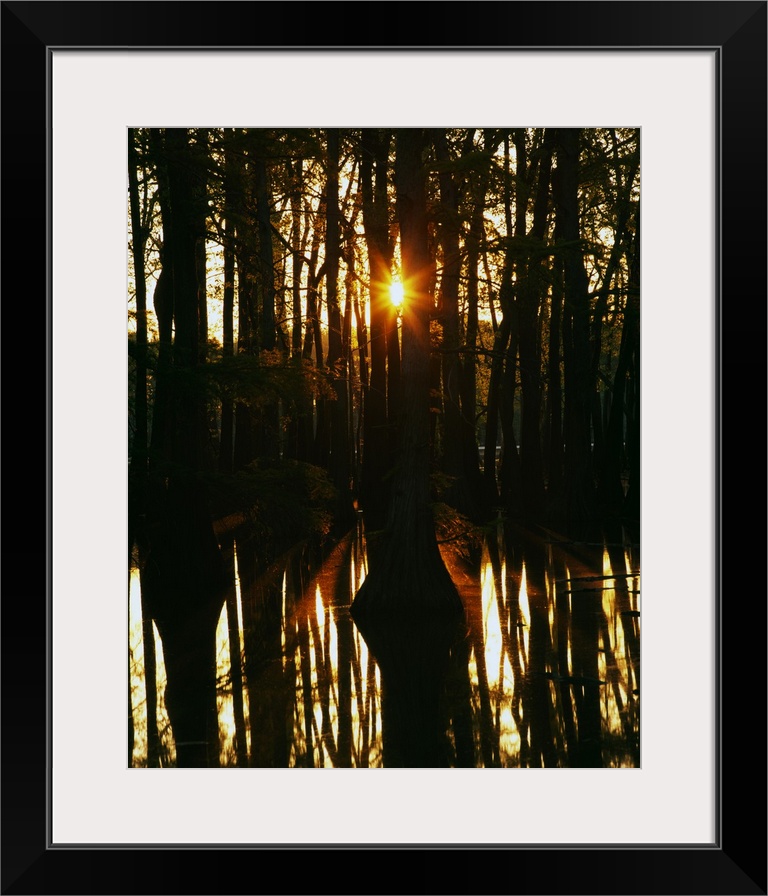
[{"left": 129, "top": 519, "right": 639, "bottom": 768}]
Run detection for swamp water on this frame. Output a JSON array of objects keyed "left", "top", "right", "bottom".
[{"left": 129, "top": 519, "right": 640, "bottom": 768}]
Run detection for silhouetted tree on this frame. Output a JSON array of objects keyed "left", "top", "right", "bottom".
[
  {"left": 352, "top": 129, "right": 463, "bottom": 619},
  {"left": 141, "top": 128, "right": 227, "bottom": 768}
]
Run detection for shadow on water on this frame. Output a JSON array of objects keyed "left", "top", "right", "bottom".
[{"left": 129, "top": 516, "right": 640, "bottom": 768}]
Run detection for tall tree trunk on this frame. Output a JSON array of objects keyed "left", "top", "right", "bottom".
[
  {"left": 254, "top": 148, "right": 281, "bottom": 461},
  {"left": 342, "top": 229, "right": 362, "bottom": 498},
  {"left": 458, "top": 135, "right": 490, "bottom": 520},
  {"left": 128, "top": 129, "right": 149, "bottom": 555},
  {"left": 483, "top": 137, "right": 516, "bottom": 508},
  {"left": 434, "top": 131, "right": 465, "bottom": 495},
  {"left": 545, "top": 253, "right": 565, "bottom": 506},
  {"left": 555, "top": 128, "right": 595, "bottom": 534},
  {"left": 351, "top": 129, "right": 463, "bottom": 619},
  {"left": 219, "top": 133, "right": 236, "bottom": 474},
  {"left": 324, "top": 129, "right": 354, "bottom": 528},
  {"left": 128, "top": 129, "right": 159, "bottom": 766},
  {"left": 622, "top": 209, "right": 641, "bottom": 524},
  {"left": 299, "top": 196, "right": 326, "bottom": 464},
  {"left": 483, "top": 310, "right": 510, "bottom": 508},
  {"left": 233, "top": 145, "right": 258, "bottom": 472},
  {"left": 284, "top": 157, "right": 305, "bottom": 462},
  {"left": 432, "top": 128, "right": 488, "bottom": 522},
  {"left": 593, "top": 136, "right": 640, "bottom": 515},
  {"left": 143, "top": 128, "right": 226, "bottom": 768},
  {"left": 498, "top": 318, "right": 522, "bottom": 517},
  {"left": 359, "top": 129, "right": 393, "bottom": 531},
  {"left": 515, "top": 129, "right": 553, "bottom": 519},
  {"left": 290, "top": 158, "right": 305, "bottom": 359}
]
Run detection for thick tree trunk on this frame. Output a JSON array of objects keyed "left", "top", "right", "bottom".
[
  {"left": 351, "top": 129, "right": 462, "bottom": 619},
  {"left": 360, "top": 130, "right": 394, "bottom": 530},
  {"left": 143, "top": 129, "right": 227, "bottom": 767}
]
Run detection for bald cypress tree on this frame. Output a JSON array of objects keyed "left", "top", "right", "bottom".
[
  {"left": 141, "top": 128, "right": 227, "bottom": 768},
  {"left": 352, "top": 129, "right": 462, "bottom": 619}
]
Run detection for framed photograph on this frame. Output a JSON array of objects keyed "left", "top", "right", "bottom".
[{"left": 3, "top": 2, "right": 765, "bottom": 893}]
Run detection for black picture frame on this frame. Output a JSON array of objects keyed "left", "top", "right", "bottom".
[{"left": 2, "top": 2, "right": 765, "bottom": 894}]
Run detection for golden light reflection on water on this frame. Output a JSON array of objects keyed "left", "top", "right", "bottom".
[
  {"left": 128, "top": 568, "right": 174, "bottom": 766},
  {"left": 481, "top": 559, "right": 502, "bottom": 687},
  {"left": 519, "top": 563, "right": 531, "bottom": 649},
  {"left": 480, "top": 551, "right": 524, "bottom": 762},
  {"left": 215, "top": 602, "right": 237, "bottom": 766},
  {"left": 130, "top": 528, "right": 639, "bottom": 768}
]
